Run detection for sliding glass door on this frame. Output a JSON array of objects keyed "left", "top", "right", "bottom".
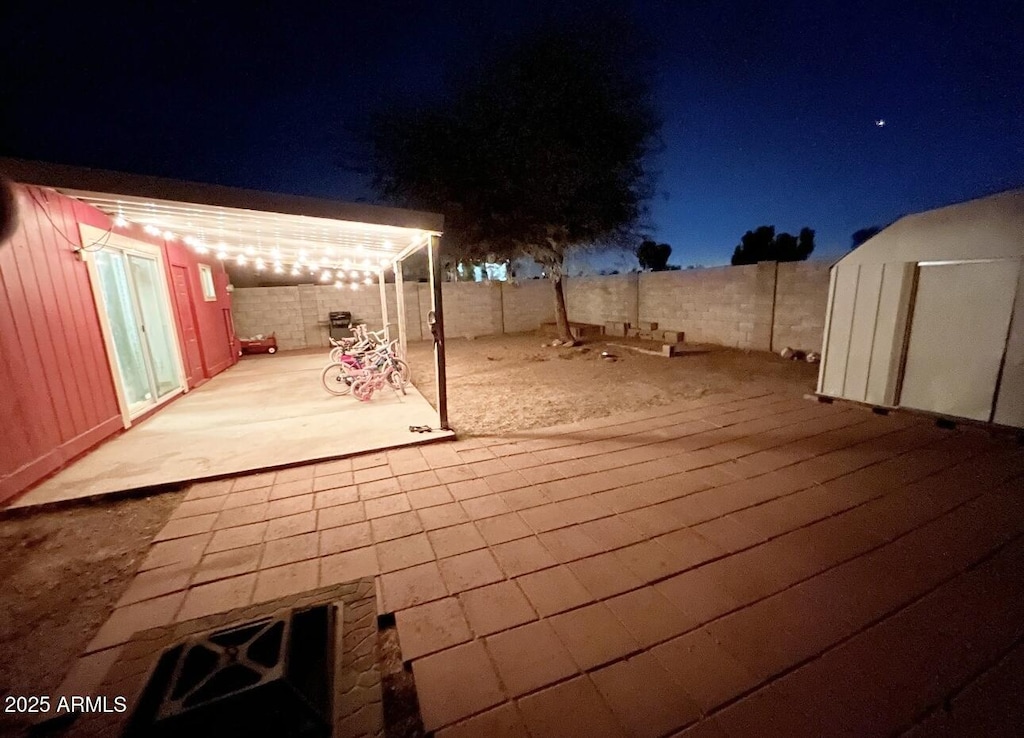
[{"left": 94, "top": 246, "right": 182, "bottom": 417}]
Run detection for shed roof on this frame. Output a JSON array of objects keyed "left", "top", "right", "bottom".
[{"left": 837, "top": 188, "right": 1024, "bottom": 267}]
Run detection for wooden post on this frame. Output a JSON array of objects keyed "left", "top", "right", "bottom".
[
  {"left": 378, "top": 268, "right": 389, "bottom": 342},
  {"left": 395, "top": 260, "right": 407, "bottom": 359},
  {"left": 427, "top": 234, "right": 449, "bottom": 430}
]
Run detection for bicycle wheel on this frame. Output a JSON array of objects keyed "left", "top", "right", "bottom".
[
  {"left": 387, "top": 368, "right": 407, "bottom": 396},
  {"left": 321, "top": 362, "right": 354, "bottom": 396},
  {"left": 329, "top": 347, "right": 343, "bottom": 363},
  {"left": 391, "top": 358, "right": 411, "bottom": 384},
  {"left": 352, "top": 376, "right": 373, "bottom": 402}
]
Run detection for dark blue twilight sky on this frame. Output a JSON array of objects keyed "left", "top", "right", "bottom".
[{"left": 2, "top": 1, "right": 1021, "bottom": 267}]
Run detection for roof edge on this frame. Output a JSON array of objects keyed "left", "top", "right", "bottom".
[{"left": 0, "top": 157, "right": 444, "bottom": 232}]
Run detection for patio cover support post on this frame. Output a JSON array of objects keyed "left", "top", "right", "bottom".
[
  {"left": 395, "top": 260, "right": 408, "bottom": 358},
  {"left": 378, "top": 269, "right": 389, "bottom": 341},
  {"left": 427, "top": 233, "right": 449, "bottom": 430}
]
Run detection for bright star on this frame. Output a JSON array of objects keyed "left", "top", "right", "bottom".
[{"left": 875, "top": 119, "right": 886, "bottom": 128}]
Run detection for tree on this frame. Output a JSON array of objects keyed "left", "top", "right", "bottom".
[
  {"left": 731, "top": 225, "right": 815, "bottom": 265},
  {"left": 368, "top": 20, "right": 659, "bottom": 342},
  {"left": 851, "top": 226, "right": 882, "bottom": 249},
  {"left": 636, "top": 239, "right": 672, "bottom": 271}
]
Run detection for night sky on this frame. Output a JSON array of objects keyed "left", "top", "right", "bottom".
[{"left": 3, "top": 1, "right": 1021, "bottom": 267}]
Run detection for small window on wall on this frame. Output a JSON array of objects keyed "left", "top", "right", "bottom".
[{"left": 198, "top": 264, "right": 217, "bottom": 301}]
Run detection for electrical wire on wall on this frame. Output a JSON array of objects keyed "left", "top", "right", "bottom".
[{"left": 27, "top": 188, "right": 116, "bottom": 253}]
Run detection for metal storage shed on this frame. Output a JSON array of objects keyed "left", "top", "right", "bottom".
[{"left": 817, "top": 188, "right": 1024, "bottom": 428}]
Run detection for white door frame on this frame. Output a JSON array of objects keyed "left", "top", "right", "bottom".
[{"left": 79, "top": 224, "right": 189, "bottom": 428}]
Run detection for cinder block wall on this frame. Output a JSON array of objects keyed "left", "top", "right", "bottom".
[
  {"left": 636, "top": 265, "right": 762, "bottom": 349},
  {"left": 502, "top": 280, "right": 556, "bottom": 333},
  {"left": 772, "top": 261, "right": 831, "bottom": 351},
  {"left": 231, "top": 261, "right": 830, "bottom": 353},
  {"left": 231, "top": 286, "right": 305, "bottom": 349},
  {"left": 565, "top": 273, "right": 639, "bottom": 326}
]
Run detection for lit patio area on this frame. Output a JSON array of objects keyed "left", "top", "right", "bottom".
[
  {"left": 56, "top": 389, "right": 1024, "bottom": 736},
  {"left": 9, "top": 351, "right": 452, "bottom": 509}
]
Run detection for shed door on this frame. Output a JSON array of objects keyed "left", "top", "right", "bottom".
[{"left": 899, "top": 261, "right": 1018, "bottom": 421}]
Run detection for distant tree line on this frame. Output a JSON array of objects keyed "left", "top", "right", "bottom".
[{"left": 731, "top": 226, "right": 815, "bottom": 265}]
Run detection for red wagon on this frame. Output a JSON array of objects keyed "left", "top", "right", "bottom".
[{"left": 239, "top": 333, "right": 278, "bottom": 355}]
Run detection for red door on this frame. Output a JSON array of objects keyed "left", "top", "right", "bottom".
[{"left": 171, "top": 266, "right": 204, "bottom": 388}]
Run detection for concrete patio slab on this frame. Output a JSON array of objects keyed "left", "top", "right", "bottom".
[
  {"left": 66, "top": 389, "right": 1024, "bottom": 736},
  {"left": 8, "top": 350, "right": 452, "bottom": 509}
]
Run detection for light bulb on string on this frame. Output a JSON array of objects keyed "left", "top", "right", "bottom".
[
  {"left": 274, "top": 264, "right": 284, "bottom": 274},
  {"left": 334, "top": 280, "right": 343, "bottom": 290},
  {"left": 236, "top": 254, "right": 247, "bottom": 265},
  {"left": 216, "top": 250, "right": 228, "bottom": 261},
  {"left": 349, "top": 270, "right": 358, "bottom": 279},
  {"left": 290, "top": 266, "right": 300, "bottom": 276},
  {"left": 363, "top": 277, "right": 373, "bottom": 285},
  {"left": 379, "top": 258, "right": 389, "bottom": 267},
  {"left": 245, "top": 245, "right": 256, "bottom": 256},
  {"left": 342, "top": 259, "right": 351, "bottom": 268},
  {"left": 254, "top": 258, "right": 266, "bottom": 271},
  {"left": 320, "top": 270, "right": 332, "bottom": 282},
  {"left": 350, "top": 283, "right": 359, "bottom": 291},
  {"left": 163, "top": 231, "right": 176, "bottom": 240}
]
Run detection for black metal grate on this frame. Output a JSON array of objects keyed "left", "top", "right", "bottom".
[{"left": 124, "top": 605, "right": 337, "bottom": 738}]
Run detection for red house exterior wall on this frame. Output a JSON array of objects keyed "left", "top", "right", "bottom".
[{"left": 0, "top": 185, "right": 236, "bottom": 504}]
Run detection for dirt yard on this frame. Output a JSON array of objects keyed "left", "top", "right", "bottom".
[
  {"left": 0, "top": 332, "right": 816, "bottom": 726},
  {"left": 406, "top": 332, "right": 819, "bottom": 436}
]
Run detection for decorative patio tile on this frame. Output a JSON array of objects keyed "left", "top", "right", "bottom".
[
  {"left": 459, "top": 580, "right": 536, "bottom": 636},
  {"left": 655, "top": 567, "right": 744, "bottom": 626},
  {"left": 590, "top": 651, "right": 701, "bottom": 737},
  {"left": 435, "top": 702, "right": 529, "bottom": 738},
  {"left": 266, "top": 493, "right": 314, "bottom": 519},
  {"left": 549, "top": 602, "right": 640, "bottom": 670},
  {"left": 406, "top": 484, "right": 455, "bottom": 509},
  {"left": 193, "top": 544, "right": 262, "bottom": 585},
  {"left": 468, "top": 458, "right": 510, "bottom": 477},
  {"left": 395, "top": 597, "right": 471, "bottom": 660},
  {"left": 140, "top": 533, "right": 210, "bottom": 572},
  {"left": 320, "top": 546, "right": 378, "bottom": 585},
  {"left": 230, "top": 471, "right": 277, "bottom": 493},
  {"left": 175, "top": 575, "right": 256, "bottom": 622},
  {"left": 447, "top": 478, "right": 493, "bottom": 500},
  {"left": 438, "top": 549, "right": 505, "bottom": 593},
  {"left": 387, "top": 449, "right": 431, "bottom": 476},
  {"left": 434, "top": 464, "right": 477, "bottom": 485},
  {"left": 370, "top": 511, "right": 423, "bottom": 542},
  {"left": 154, "top": 512, "right": 218, "bottom": 542},
  {"left": 486, "top": 620, "right": 577, "bottom": 696},
  {"left": 475, "top": 512, "right": 532, "bottom": 545},
  {"left": 655, "top": 527, "right": 726, "bottom": 569},
  {"left": 417, "top": 502, "right": 469, "bottom": 531},
  {"left": 364, "top": 493, "right": 412, "bottom": 519},
  {"left": 578, "top": 515, "right": 647, "bottom": 550},
  {"left": 381, "top": 561, "right": 448, "bottom": 612},
  {"left": 456, "top": 447, "right": 497, "bottom": 464},
  {"left": 268, "top": 477, "right": 315, "bottom": 500},
  {"left": 206, "top": 521, "right": 269, "bottom": 553},
  {"left": 498, "top": 485, "right": 551, "bottom": 511},
  {"left": 354, "top": 464, "right": 394, "bottom": 484},
  {"left": 313, "top": 485, "right": 359, "bottom": 508},
  {"left": 260, "top": 531, "right": 318, "bottom": 569},
  {"left": 461, "top": 494, "right": 512, "bottom": 520},
  {"left": 273, "top": 465, "right": 316, "bottom": 483},
  {"left": 518, "top": 676, "right": 626, "bottom": 738},
  {"left": 537, "top": 526, "right": 602, "bottom": 563},
  {"left": 605, "top": 586, "right": 697, "bottom": 647},
  {"left": 428, "top": 523, "right": 487, "bottom": 558},
  {"left": 170, "top": 495, "right": 226, "bottom": 520},
  {"left": 265, "top": 510, "right": 317, "bottom": 541},
  {"left": 377, "top": 532, "right": 435, "bottom": 572},
  {"left": 313, "top": 457, "right": 352, "bottom": 476},
  {"left": 516, "top": 565, "right": 592, "bottom": 617},
  {"left": 518, "top": 503, "right": 575, "bottom": 533},
  {"left": 86, "top": 592, "right": 186, "bottom": 652},
  {"left": 116, "top": 566, "right": 191, "bottom": 607},
  {"left": 220, "top": 486, "right": 271, "bottom": 510},
  {"left": 319, "top": 521, "right": 372, "bottom": 555},
  {"left": 690, "top": 515, "right": 765, "bottom": 555},
  {"left": 651, "top": 629, "right": 759, "bottom": 714},
  {"left": 484, "top": 470, "right": 530, "bottom": 493},
  {"left": 397, "top": 469, "right": 442, "bottom": 492},
  {"left": 213, "top": 502, "right": 269, "bottom": 530},
  {"left": 413, "top": 641, "right": 505, "bottom": 731},
  {"left": 491, "top": 536, "right": 557, "bottom": 577},
  {"left": 313, "top": 470, "right": 355, "bottom": 492},
  {"left": 351, "top": 451, "right": 388, "bottom": 471},
  {"left": 613, "top": 539, "right": 686, "bottom": 583},
  {"left": 252, "top": 559, "right": 319, "bottom": 602},
  {"left": 185, "top": 478, "right": 234, "bottom": 500},
  {"left": 316, "top": 501, "right": 365, "bottom": 530},
  {"left": 358, "top": 478, "right": 401, "bottom": 499},
  {"left": 568, "top": 551, "right": 644, "bottom": 600}
]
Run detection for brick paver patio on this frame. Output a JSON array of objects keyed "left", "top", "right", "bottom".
[{"left": 67, "top": 390, "right": 1024, "bottom": 736}]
